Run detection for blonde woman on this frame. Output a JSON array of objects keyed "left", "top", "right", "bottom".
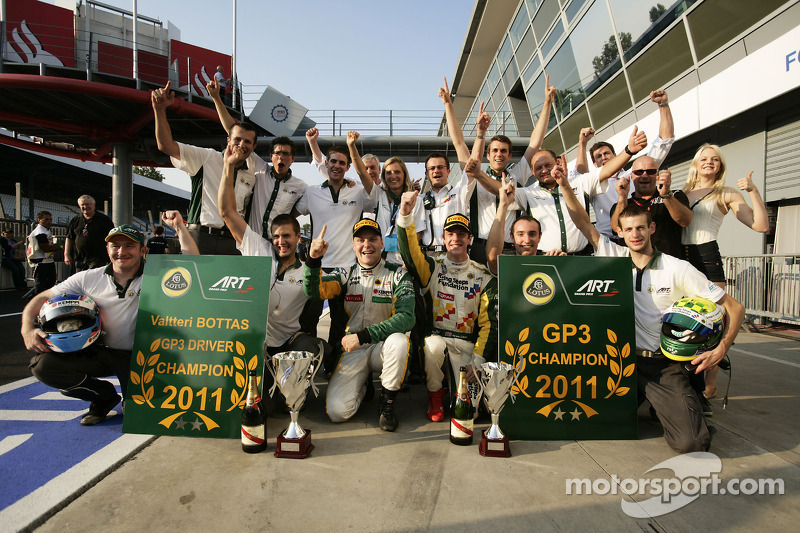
[
  {"left": 682, "top": 144, "right": 768, "bottom": 399},
  {"left": 347, "top": 131, "right": 416, "bottom": 265}
]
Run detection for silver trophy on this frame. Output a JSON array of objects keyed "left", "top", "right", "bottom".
[
  {"left": 267, "top": 348, "right": 323, "bottom": 458},
  {"left": 476, "top": 361, "right": 519, "bottom": 457}
]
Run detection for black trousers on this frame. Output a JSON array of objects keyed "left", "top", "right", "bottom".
[{"left": 30, "top": 345, "right": 131, "bottom": 401}]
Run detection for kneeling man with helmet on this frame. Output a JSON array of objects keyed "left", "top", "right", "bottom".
[
  {"left": 554, "top": 161, "right": 744, "bottom": 453},
  {"left": 21, "top": 225, "right": 145, "bottom": 426}
]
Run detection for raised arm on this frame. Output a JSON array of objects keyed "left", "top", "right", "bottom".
[
  {"left": 305, "top": 127, "right": 324, "bottom": 165},
  {"left": 206, "top": 77, "right": 237, "bottom": 134},
  {"left": 152, "top": 81, "right": 181, "bottom": 159},
  {"left": 656, "top": 169, "right": 692, "bottom": 227},
  {"left": 397, "top": 191, "right": 434, "bottom": 287},
  {"left": 522, "top": 74, "right": 557, "bottom": 167},
  {"left": 650, "top": 90, "right": 674, "bottom": 140},
  {"left": 162, "top": 210, "right": 198, "bottom": 255},
  {"left": 218, "top": 145, "right": 249, "bottom": 246},
  {"left": 575, "top": 127, "right": 594, "bottom": 174},
  {"left": 470, "top": 103, "right": 490, "bottom": 166},
  {"left": 464, "top": 157, "right": 500, "bottom": 196},
  {"left": 440, "top": 76, "right": 471, "bottom": 169},
  {"left": 486, "top": 176, "right": 514, "bottom": 275},
  {"left": 609, "top": 176, "right": 631, "bottom": 236},
  {"left": 554, "top": 155, "right": 600, "bottom": 249},
  {"left": 598, "top": 126, "right": 647, "bottom": 181},
  {"left": 728, "top": 172, "right": 769, "bottom": 232},
  {"left": 346, "top": 131, "right": 374, "bottom": 194}
]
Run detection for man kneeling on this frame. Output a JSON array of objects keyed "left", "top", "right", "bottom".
[{"left": 303, "top": 219, "right": 415, "bottom": 431}]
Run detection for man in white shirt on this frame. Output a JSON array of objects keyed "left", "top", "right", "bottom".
[
  {"left": 575, "top": 89, "right": 675, "bottom": 238},
  {"left": 555, "top": 160, "right": 744, "bottom": 453},
  {"left": 21, "top": 225, "right": 146, "bottom": 426},
  {"left": 27, "top": 210, "right": 61, "bottom": 294},
  {"left": 219, "top": 146, "right": 328, "bottom": 412},
  {"left": 152, "top": 81, "right": 262, "bottom": 255}
]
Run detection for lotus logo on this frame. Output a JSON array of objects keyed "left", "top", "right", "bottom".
[
  {"left": 523, "top": 272, "right": 555, "bottom": 305},
  {"left": 161, "top": 267, "right": 192, "bottom": 298}
]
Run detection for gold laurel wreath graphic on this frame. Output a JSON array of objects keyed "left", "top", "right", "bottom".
[
  {"left": 506, "top": 327, "right": 531, "bottom": 398},
  {"left": 130, "top": 338, "right": 160, "bottom": 407},
  {"left": 604, "top": 329, "right": 634, "bottom": 399},
  {"left": 227, "top": 341, "right": 260, "bottom": 411}
]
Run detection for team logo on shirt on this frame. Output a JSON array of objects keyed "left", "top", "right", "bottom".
[
  {"left": 522, "top": 272, "right": 555, "bottom": 305},
  {"left": 162, "top": 267, "right": 192, "bottom": 298},
  {"left": 345, "top": 294, "right": 363, "bottom": 302}
]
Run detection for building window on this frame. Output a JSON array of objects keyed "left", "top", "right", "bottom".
[
  {"left": 626, "top": 23, "right": 694, "bottom": 102},
  {"left": 532, "top": 0, "right": 561, "bottom": 43},
  {"left": 586, "top": 73, "right": 631, "bottom": 129},
  {"left": 509, "top": 4, "right": 531, "bottom": 48},
  {"left": 687, "top": 0, "right": 785, "bottom": 61}
]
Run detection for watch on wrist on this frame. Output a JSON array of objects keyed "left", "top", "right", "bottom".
[
  {"left": 661, "top": 191, "right": 674, "bottom": 199},
  {"left": 624, "top": 146, "right": 634, "bottom": 156}
]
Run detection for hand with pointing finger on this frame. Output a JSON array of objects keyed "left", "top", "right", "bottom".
[{"left": 309, "top": 225, "right": 329, "bottom": 259}]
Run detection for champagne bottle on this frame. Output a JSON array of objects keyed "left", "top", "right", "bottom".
[
  {"left": 241, "top": 369, "right": 266, "bottom": 453},
  {"left": 450, "top": 366, "right": 474, "bottom": 445}
]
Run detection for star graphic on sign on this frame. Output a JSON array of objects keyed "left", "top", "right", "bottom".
[
  {"left": 174, "top": 418, "right": 187, "bottom": 430},
  {"left": 553, "top": 408, "right": 566, "bottom": 420},
  {"left": 570, "top": 408, "right": 583, "bottom": 421},
  {"left": 191, "top": 418, "right": 204, "bottom": 431}
]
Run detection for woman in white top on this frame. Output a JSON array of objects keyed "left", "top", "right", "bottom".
[{"left": 682, "top": 144, "right": 768, "bottom": 398}]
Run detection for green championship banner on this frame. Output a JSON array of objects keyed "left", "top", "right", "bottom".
[
  {"left": 123, "top": 254, "right": 270, "bottom": 439},
  {"left": 498, "top": 255, "right": 637, "bottom": 440}
]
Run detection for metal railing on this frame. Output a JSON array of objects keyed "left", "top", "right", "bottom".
[{"left": 724, "top": 254, "right": 800, "bottom": 325}]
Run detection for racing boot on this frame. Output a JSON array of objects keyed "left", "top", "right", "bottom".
[
  {"left": 426, "top": 388, "right": 447, "bottom": 422},
  {"left": 378, "top": 387, "right": 399, "bottom": 432}
]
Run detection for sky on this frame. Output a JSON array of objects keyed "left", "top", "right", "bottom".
[{"left": 93, "top": 0, "right": 476, "bottom": 190}]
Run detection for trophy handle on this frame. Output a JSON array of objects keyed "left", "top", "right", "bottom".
[
  {"left": 266, "top": 355, "right": 279, "bottom": 397},
  {"left": 508, "top": 365, "right": 523, "bottom": 404},
  {"left": 307, "top": 342, "right": 324, "bottom": 398},
  {"left": 470, "top": 361, "right": 484, "bottom": 407}
]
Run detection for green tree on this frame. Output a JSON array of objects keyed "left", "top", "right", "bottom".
[
  {"left": 649, "top": 3, "right": 667, "bottom": 23},
  {"left": 592, "top": 32, "right": 633, "bottom": 77},
  {"left": 133, "top": 166, "right": 165, "bottom": 182}
]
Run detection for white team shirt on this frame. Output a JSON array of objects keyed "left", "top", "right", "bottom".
[
  {"left": 53, "top": 266, "right": 142, "bottom": 350},
  {"left": 470, "top": 158, "right": 533, "bottom": 241},
  {"left": 414, "top": 172, "right": 469, "bottom": 247},
  {"left": 247, "top": 164, "right": 308, "bottom": 237},
  {"left": 596, "top": 237, "right": 726, "bottom": 351},
  {"left": 516, "top": 169, "right": 608, "bottom": 253},
  {"left": 237, "top": 226, "right": 307, "bottom": 347},
  {"left": 171, "top": 143, "right": 264, "bottom": 228},
  {"left": 295, "top": 169, "right": 375, "bottom": 269}
]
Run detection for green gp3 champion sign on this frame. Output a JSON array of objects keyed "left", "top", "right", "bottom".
[
  {"left": 498, "top": 255, "right": 638, "bottom": 440},
  {"left": 123, "top": 255, "right": 270, "bottom": 439}
]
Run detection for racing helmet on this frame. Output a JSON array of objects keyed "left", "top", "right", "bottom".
[
  {"left": 38, "top": 293, "right": 102, "bottom": 353},
  {"left": 660, "top": 296, "right": 725, "bottom": 361}
]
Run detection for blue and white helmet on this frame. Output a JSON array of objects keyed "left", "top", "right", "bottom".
[{"left": 38, "top": 293, "right": 102, "bottom": 353}]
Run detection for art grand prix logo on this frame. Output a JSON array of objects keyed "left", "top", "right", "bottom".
[
  {"left": 523, "top": 272, "right": 555, "bottom": 305},
  {"left": 209, "top": 276, "right": 254, "bottom": 294},
  {"left": 574, "top": 279, "right": 619, "bottom": 297},
  {"left": 161, "top": 267, "right": 192, "bottom": 298}
]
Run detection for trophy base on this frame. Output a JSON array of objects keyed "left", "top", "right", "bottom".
[
  {"left": 274, "top": 429, "right": 314, "bottom": 459},
  {"left": 479, "top": 430, "right": 511, "bottom": 458}
]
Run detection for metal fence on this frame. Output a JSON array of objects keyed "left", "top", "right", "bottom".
[{"left": 724, "top": 254, "right": 800, "bottom": 325}]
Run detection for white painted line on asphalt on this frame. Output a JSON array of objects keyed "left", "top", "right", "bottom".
[
  {"left": 0, "top": 434, "right": 32, "bottom": 456},
  {"left": 0, "top": 377, "right": 37, "bottom": 394},
  {"left": 32, "top": 392, "right": 82, "bottom": 401},
  {"left": 0, "top": 432, "right": 155, "bottom": 533},
  {"left": 0, "top": 312, "right": 22, "bottom": 318},
  {"left": 0, "top": 410, "right": 87, "bottom": 421},
  {"left": 731, "top": 347, "right": 800, "bottom": 369}
]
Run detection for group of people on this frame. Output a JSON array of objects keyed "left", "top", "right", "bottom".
[{"left": 19, "top": 75, "right": 767, "bottom": 454}]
